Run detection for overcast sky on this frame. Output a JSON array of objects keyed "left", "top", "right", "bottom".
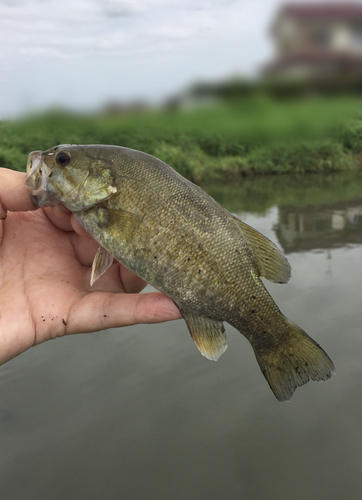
[{"left": 0, "top": 0, "right": 333, "bottom": 118}]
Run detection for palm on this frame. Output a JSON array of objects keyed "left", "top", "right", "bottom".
[
  {"left": 0, "top": 170, "right": 181, "bottom": 365},
  {"left": 2, "top": 208, "right": 132, "bottom": 337}
]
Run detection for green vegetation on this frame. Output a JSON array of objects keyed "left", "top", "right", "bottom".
[{"left": 0, "top": 95, "right": 360, "bottom": 182}]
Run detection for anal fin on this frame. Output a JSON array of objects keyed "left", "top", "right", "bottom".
[
  {"left": 90, "top": 246, "right": 114, "bottom": 286},
  {"left": 180, "top": 310, "right": 227, "bottom": 361}
]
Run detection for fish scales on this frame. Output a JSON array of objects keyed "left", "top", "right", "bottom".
[
  {"left": 78, "top": 185, "right": 244, "bottom": 319},
  {"left": 78, "top": 152, "right": 289, "bottom": 342},
  {"left": 79, "top": 151, "right": 254, "bottom": 319},
  {"left": 25, "top": 144, "right": 335, "bottom": 401}
]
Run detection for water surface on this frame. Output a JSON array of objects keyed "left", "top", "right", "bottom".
[{"left": 1, "top": 173, "right": 361, "bottom": 500}]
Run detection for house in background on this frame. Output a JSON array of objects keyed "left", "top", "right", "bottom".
[
  {"left": 274, "top": 201, "right": 362, "bottom": 253},
  {"left": 264, "top": 2, "right": 362, "bottom": 88}
]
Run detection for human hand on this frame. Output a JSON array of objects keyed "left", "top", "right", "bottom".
[{"left": 0, "top": 168, "right": 181, "bottom": 366}]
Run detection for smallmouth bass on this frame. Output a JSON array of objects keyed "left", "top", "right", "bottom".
[{"left": 25, "top": 145, "right": 335, "bottom": 401}]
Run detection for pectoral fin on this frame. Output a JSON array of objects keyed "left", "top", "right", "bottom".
[
  {"left": 232, "top": 215, "right": 291, "bottom": 283},
  {"left": 90, "top": 246, "right": 114, "bottom": 286},
  {"left": 180, "top": 310, "right": 227, "bottom": 361},
  {"left": 93, "top": 206, "right": 143, "bottom": 236}
]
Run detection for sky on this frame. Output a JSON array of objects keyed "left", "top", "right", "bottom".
[{"left": 0, "top": 0, "right": 339, "bottom": 118}]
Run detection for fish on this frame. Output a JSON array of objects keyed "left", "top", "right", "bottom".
[{"left": 25, "top": 144, "right": 335, "bottom": 401}]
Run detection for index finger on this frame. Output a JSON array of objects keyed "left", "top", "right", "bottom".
[{"left": 0, "top": 168, "right": 38, "bottom": 214}]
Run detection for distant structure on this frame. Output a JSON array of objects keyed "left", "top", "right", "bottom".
[
  {"left": 264, "top": 2, "right": 362, "bottom": 89},
  {"left": 274, "top": 201, "right": 362, "bottom": 253}
]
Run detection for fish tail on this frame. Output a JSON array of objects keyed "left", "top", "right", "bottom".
[{"left": 252, "top": 322, "right": 335, "bottom": 402}]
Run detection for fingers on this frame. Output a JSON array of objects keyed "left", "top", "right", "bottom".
[
  {"left": 0, "top": 169, "right": 38, "bottom": 213},
  {"left": 119, "top": 266, "right": 147, "bottom": 293},
  {"left": 69, "top": 231, "right": 100, "bottom": 266},
  {"left": 43, "top": 205, "right": 73, "bottom": 232},
  {"left": 0, "top": 169, "right": 37, "bottom": 247},
  {"left": 70, "top": 214, "right": 92, "bottom": 238},
  {"left": 43, "top": 207, "right": 93, "bottom": 239},
  {"left": 66, "top": 291, "right": 182, "bottom": 334},
  {"left": 0, "top": 200, "right": 6, "bottom": 245},
  {"left": 0, "top": 203, "right": 6, "bottom": 220}
]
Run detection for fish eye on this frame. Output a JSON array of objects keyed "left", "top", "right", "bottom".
[{"left": 55, "top": 151, "right": 71, "bottom": 167}]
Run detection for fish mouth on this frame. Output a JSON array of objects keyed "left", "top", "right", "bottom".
[
  {"left": 26, "top": 150, "right": 43, "bottom": 179},
  {"left": 25, "top": 151, "right": 59, "bottom": 207}
]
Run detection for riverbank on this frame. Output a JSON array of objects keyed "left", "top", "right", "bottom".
[{"left": 0, "top": 96, "right": 360, "bottom": 182}]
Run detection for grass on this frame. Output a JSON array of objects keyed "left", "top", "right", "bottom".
[{"left": 0, "top": 95, "right": 360, "bottom": 182}]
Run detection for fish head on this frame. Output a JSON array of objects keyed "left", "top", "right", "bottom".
[{"left": 25, "top": 145, "right": 118, "bottom": 211}]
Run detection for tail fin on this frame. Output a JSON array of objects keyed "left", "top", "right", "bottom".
[{"left": 253, "top": 322, "right": 335, "bottom": 402}]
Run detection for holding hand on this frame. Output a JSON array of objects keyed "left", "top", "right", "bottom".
[{"left": 0, "top": 168, "right": 181, "bottom": 366}]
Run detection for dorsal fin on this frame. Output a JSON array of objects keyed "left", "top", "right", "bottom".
[{"left": 232, "top": 215, "right": 291, "bottom": 284}]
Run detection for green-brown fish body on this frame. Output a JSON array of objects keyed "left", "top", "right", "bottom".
[{"left": 25, "top": 145, "right": 335, "bottom": 401}]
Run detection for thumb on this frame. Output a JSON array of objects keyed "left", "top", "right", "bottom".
[{"left": 0, "top": 169, "right": 38, "bottom": 214}]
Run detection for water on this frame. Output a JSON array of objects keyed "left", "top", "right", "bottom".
[{"left": 1, "top": 173, "right": 361, "bottom": 500}]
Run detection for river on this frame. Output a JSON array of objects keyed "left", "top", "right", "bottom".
[{"left": 1, "top": 172, "right": 361, "bottom": 500}]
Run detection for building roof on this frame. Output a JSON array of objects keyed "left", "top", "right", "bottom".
[{"left": 280, "top": 2, "right": 362, "bottom": 21}]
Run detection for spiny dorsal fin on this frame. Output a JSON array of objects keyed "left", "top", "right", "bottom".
[
  {"left": 180, "top": 310, "right": 227, "bottom": 361},
  {"left": 90, "top": 246, "right": 114, "bottom": 286},
  {"left": 232, "top": 215, "right": 291, "bottom": 284}
]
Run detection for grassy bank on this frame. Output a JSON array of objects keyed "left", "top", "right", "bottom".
[{"left": 0, "top": 95, "right": 360, "bottom": 182}]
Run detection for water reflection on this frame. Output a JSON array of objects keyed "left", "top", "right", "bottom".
[
  {"left": 203, "top": 171, "right": 362, "bottom": 217},
  {"left": 206, "top": 171, "right": 362, "bottom": 253},
  {"left": 0, "top": 172, "right": 361, "bottom": 500},
  {"left": 274, "top": 200, "right": 362, "bottom": 253}
]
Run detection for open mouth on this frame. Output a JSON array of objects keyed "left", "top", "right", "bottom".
[
  {"left": 26, "top": 151, "right": 42, "bottom": 178},
  {"left": 25, "top": 151, "right": 59, "bottom": 207}
]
